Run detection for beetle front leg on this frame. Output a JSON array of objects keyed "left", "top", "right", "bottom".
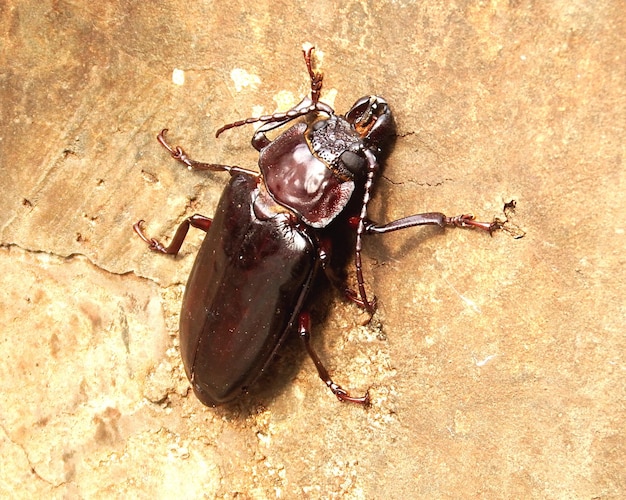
[
  {"left": 134, "top": 214, "right": 212, "bottom": 255},
  {"left": 247, "top": 96, "right": 335, "bottom": 150},
  {"left": 298, "top": 311, "right": 370, "bottom": 405},
  {"left": 158, "top": 129, "right": 258, "bottom": 177},
  {"left": 215, "top": 46, "right": 334, "bottom": 142}
]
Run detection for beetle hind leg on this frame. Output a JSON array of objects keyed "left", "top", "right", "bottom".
[
  {"left": 317, "top": 235, "right": 377, "bottom": 315},
  {"left": 298, "top": 312, "right": 370, "bottom": 406}
]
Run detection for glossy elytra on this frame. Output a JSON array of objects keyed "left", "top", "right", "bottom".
[{"left": 134, "top": 46, "right": 499, "bottom": 406}]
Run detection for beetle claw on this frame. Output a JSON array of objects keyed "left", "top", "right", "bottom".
[
  {"left": 133, "top": 220, "right": 151, "bottom": 245},
  {"left": 331, "top": 384, "right": 371, "bottom": 406},
  {"left": 345, "top": 289, "right": 377, "bottom": 317},
  {"left": 133, "top": 220, "right": 170, "bottom": 254}
]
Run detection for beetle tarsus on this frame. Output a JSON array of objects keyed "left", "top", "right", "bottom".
[
  {"left": 302, "top": 45, "right": 323, "bottom": 103},
  {"left": 299, "top": 312, "right": 370, "bottom": 406},
  {"left": 445, "top": 214, "right": 503, "bottom": 233},
  {"left": 133, "top": 220, "right": 168, "bottom": 253},
  {"left": 158, "top": 129, "right": 257, "bottom": 177},
  {"left": 330, "top": 383, "right": 371, "bottom": 406},
  {"left": 215, "top": 47, "right": 331, "bottom": 138},
  {"left": 134, "top": 215, "right": 212, "bottom": 256},
  {"left": 157, "top": 129, "right": 198, "bottom": 169}
]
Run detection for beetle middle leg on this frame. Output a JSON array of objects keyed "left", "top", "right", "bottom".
[
  {"left": 298, "top": 311, "right": 370, "bottom": 405},
  {"left": 362, "top": 212, "right": 500, "bottom": 235},
  {"left": 350, "top": 210, "right": 501, "bottom": 315},
  {"left": 133, "top": 214, "right": 211, "bottom": 255}
]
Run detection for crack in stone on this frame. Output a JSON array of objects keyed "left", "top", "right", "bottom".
[
  {"left": 380, "top": 174, "right": 453, "bottom": 187},
  {"left": 0, "top": 422, "right": 66, "bottom": 488},
  {"left": 0, "top": 242, "right": 182, "bottom": 288}
]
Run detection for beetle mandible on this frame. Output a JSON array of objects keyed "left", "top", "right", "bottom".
[{"left": 134, "top": 46, "right": 498, "bottom": 406}]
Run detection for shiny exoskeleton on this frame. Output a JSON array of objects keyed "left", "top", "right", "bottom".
[{"left": 134, "top": 47, "right": 497, "bottom": 406}]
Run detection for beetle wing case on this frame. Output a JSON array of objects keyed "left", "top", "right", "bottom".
[
  {"left": 179, "top": 173, "right": 317, "bottom": 405},
  {"left": 135, "top": 47, "right": 499, "bottom": 407}
]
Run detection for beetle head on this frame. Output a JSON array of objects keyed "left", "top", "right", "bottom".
[{"left": 345, "top": 96, "right": 395, "bottom": 153}]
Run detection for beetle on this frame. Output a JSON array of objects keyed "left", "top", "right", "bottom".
[{"left": 134, "top": 46, "right": 498, "bottom": 406}]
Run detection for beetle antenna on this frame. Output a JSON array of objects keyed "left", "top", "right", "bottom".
[
  {"left": 215, "top": 101, "right": 332, "bottom": 138},
  {"left": 215, "top": 46, "right": 328, "bottom": 138},
  {"left": 354, "top": 149, "right": 379, "bottom": 315}
]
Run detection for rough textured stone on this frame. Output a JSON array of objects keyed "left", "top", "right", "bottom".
[{"left": 1, "top": 0, "right": 624, "bottom": 497}]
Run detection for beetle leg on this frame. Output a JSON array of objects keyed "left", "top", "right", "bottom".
[
  {"left": 215, "top": 46, "right": 333, "bottom": 140},
  {"left": 157, "top": 129, "right": 258, "bottom": 177},
  {"left": 344, "top": 289, "right": 378, "bottom": 311},
  {"left": 352, "top": 203, "right": 499, "bottom": 312},
  {"left": 250, "top": 98, "right": 313, "bottom": 150},
  {"left": 133, "top": 214, "right": 212, "bottom": 255},
  {"left": 302, "top": 44, "right": 323, "bottom": 104},
  {"left": 362, "top": 212, "right": 501, "bottom": 235},
  {"left": 298, "top": 312, "right": 370, "bottom": 405}
]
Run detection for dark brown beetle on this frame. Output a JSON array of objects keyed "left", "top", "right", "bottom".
[{"left": 135, "top": 47, "right": 497, "bottom": 406}]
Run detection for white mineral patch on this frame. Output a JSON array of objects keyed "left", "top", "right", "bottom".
[{"left": 230, "top": 68, "right": 261, "bottom": 92}]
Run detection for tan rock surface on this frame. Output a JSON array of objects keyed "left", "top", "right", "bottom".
[{"left": 1, "top": 1, "right": 624, "bottom": 497}]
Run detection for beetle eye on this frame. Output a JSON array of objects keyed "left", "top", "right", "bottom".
[{"left": 339, "top": 150, "right": 366, "bottom": 175}]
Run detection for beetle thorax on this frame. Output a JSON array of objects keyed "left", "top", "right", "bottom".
[{"left": 259, "top": 122, "right": 356, "bottom": 228}]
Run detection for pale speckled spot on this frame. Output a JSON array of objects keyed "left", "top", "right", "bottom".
[
  {"left": 474, "top": 353, "right": 498, "bottom": 367},
  {"left": 171, "top": 68, "right": 185, "bottom": 86},
  {"left": 273, "top": 90, "right": 296, "bottom": 111},
  {"left": 230, "top": 68, "right": 261, "bottom": 92}
]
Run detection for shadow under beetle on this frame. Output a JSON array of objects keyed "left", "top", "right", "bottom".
[{"left": 134, "top": 46, "right": 499, "bottom": 407}]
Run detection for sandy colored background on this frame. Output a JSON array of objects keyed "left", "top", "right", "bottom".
[{"left": 1, "top": 1, "right": 624, "bottom": 498}]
